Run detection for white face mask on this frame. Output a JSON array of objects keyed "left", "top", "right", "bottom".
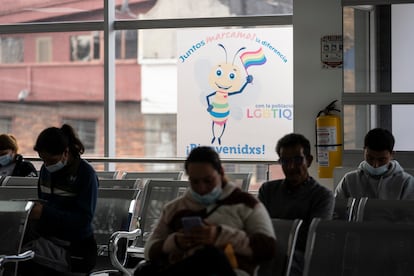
[
  {"left": 0, "top": 153, "right": 13, "bottom": 166},
  {"left": 363, "top": 161, "right": 389, "bottom": 176},
  {"left": 45, "top": 160, "right": 67, "bottom": 173},
  {"left": 190, "top": 185, "right": 222, "bottom": 205}
]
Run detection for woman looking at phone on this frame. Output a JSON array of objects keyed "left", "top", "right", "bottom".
[{"left": 143, "top": 146, "right": 276, "bottom": 276}]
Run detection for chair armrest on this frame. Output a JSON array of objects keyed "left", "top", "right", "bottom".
[
  {"left": 109, "top": 228, "right": 142, "bottom": 276},
  {"left": 0, "top": 250, "right": 34, "bottom": 267}
]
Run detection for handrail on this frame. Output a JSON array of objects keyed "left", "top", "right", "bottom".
[
  {"left": 24, "top": 157, "right": 279, "bottom": 182},
  {"left": 24, "top": 156, "right": 278, "bottom": 165}
]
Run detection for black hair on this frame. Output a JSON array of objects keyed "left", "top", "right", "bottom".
[
  {"left": 33, "top": 124, "right": 85, "bottom": 157},
  {"left": 276, "top": 133, "right": 311, "bottom": 157},
  {"left": 185, "top": 146, "right": 222, "bottom": 173},
  {"left": 364, "top": 128, "right": 395, "bottom": 152}
]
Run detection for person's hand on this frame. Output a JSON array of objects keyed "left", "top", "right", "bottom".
[
  {"left": 175, "top": 223, "right": 219, "bottom": 249},
  {"left": 175, "top": 232, "right": 196, "bottom": 250},
  {"left": 185, "top": 224, "right": 218, "bottom": 246},
  {"left": 29, "top": 202, "right": 43, "bottom": 220}
]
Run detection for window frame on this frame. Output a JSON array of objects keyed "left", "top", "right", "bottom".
[{"left": 342, "top": 0, "right": 414, "bottom": 168}]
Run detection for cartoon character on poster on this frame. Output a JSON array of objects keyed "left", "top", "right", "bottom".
[{"left": 205, "top": 44, "right": 267, "bottom": 145}]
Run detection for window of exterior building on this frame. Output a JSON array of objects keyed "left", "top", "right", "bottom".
[
  {"left": 116, "top": 30, "right": 138, "bottom": 59},
  {"left": 70, "top": 33, "right": 100, "bottom": 61},
  {"left": 0, "top": 37, "right": 23, "bottom": 63},
  {"left": 0, "top": 117, "right": 11, "bottom": 133},
  {"left": 36, "top": 37, "right": 52, "bottom": 62},
  {"left": 63, "top": 118, "right": 96, "bottom": 153}
]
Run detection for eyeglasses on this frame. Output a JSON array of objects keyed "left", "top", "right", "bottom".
[{"left": 278, "top": 156, "right": 305, "bottom": 166}]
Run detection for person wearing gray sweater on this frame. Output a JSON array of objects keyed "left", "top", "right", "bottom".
[{"left": 335, "top": 128, "right": 414, "bottom": 200}]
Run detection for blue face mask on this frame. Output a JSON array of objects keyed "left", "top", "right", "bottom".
[
  {"left": 0, "top": 154, "right": 13, "bottom": 166},
  {"left": 190, "top": 185, "right": 222, "bottom": 206},
  {"left": 363, "top": 161, "right": 389, "bottom": 176},
  {"left": 45, "top": 160, "right": 67, "bottom": 173}
]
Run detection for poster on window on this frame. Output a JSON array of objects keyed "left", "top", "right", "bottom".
[{"left": 177, "top": 27, "right": 293, "bottom": 159}]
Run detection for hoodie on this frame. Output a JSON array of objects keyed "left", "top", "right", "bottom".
[{"left": 334, "top": 160, "right": 414, "bottom": 199}]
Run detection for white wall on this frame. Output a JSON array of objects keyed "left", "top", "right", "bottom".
[{"left": 294, "top": 0, "right": 343, "bottom": 190}]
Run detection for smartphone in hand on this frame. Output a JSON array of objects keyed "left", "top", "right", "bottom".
[{"left": 181, "top": 216, "right": 203, "bottom": 232}]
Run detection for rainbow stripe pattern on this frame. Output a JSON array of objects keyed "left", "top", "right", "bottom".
[{"left": 239, "top": 48, "right": 267, "bottom": 69}]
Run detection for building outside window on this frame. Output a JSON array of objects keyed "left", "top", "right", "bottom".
[
  {"left": 63, "top": 118, "right": 97, "bottom": 153},
  {"left": 0, "top": 0, "right": 293, "bottom": 190},
  {"left": 0, "top": 37, "right": 23, "bottom": 63},
  {"left": 0, "top": 117, "right": 11, "bottom": 134}
]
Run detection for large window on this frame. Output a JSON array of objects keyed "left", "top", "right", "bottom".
[
  {"left": 0, "top": 0, "right": 293, "bottom": 188},
  {"left": 342, "top": 1, "right": 414, "bottom": 166}
]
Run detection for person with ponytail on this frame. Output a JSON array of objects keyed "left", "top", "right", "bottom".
[{"left": 19, "top": 124, "right": 98, "bottom": 275}]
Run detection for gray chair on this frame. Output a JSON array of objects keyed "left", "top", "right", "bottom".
[
  {"left": 120, "top": 171, "right": 184, "bottom": 181},
  {"left": 108, "top": 179, "right": 189, "bottom": 271},
  {"left": 130, "top": 179, "right": 189, "bottom": 251},
  {"left": 257, "top": 218, "right": 302, "bottom": 276},
  {"left": 96, "top": 171, "right": 120, "bottom": 180},
  {"left": 0, "top": 187, "right": 38, "bottom": 201},
  {"left": 90, "top": 188, "right": 141, "bottom": 275},
  {"left": 0, "top": 200, "right": 34, "bottom": 276},
  {"left": 98, "top": 178, "right": 141, "bottom": 189},
  {"left": 1, "top": 176, "right": 38, "bottom": 187},
  {"left": 0, "top": 251, "right": 34, "bottom": 276},
  {"left": 333, "top": 197, "right": 356, "bottom": 221},
  {"left": 355, "top": 197, "right": 414, "bottom": 223},
  {"left": 226, "top": 172, "right": 253, "bottom": 191},
  {"left": 303, "top": 218, "right": 414, "bottom": 276}
]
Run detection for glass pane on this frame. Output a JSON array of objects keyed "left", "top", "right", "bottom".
[
  {"left": 117, "top": 0, "right": 293, "bottom": 20},
  {"left": 115, "top": 25, "right": 293, "bottom": 183},
  {"left": 0, "top": 31, "right": 104, "bottom": 159},
  {"left": 0, "top": 1, "right": 104, "bottom": 23},
  {"left": 344, "top": 104, "right": 414, "bottom": 151},
  {"left": 343, "top": 104, "right": 370, "bottom": 150},
  {"left": 392, "top": 105, "right": 414, "bottom": 151},
  {"left": 343, "top": 6, "right": 371, "bottom": 93},
  {"left": 344, "top": 4, "right": 414, "bottom": 93},
  {"left": 392, "top": 4, "right": 414, "bottom": 93}
]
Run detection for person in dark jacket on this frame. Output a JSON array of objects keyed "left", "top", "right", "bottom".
[
  {"left": 258, "top": 133, "right": 334, "bottom": 276},
  {"left": 0, "top": 133, "right": 37, "bottom": 177},
  {"left": 19, "top": 124, "right": 98, "bottom": 276}
]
